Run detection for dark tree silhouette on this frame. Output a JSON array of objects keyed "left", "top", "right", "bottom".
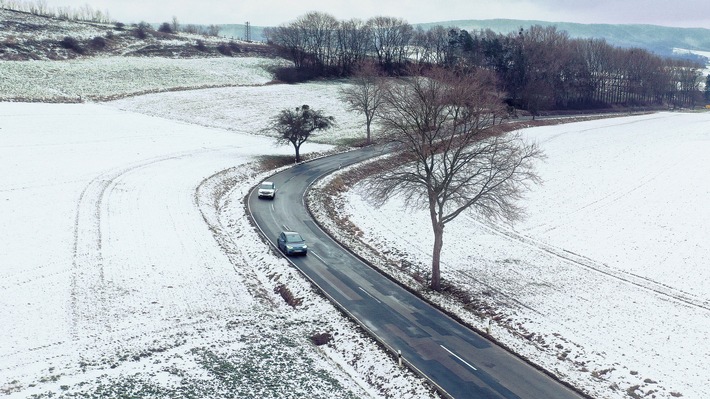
[
  {"left": 268, "top": 105, "right": 335, "bottom": 163},
  {"left": 158, "top": 22, "right": 173, "bottom": 34}
]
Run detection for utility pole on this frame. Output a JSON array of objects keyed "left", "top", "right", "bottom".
[{"left": 245, "top": 21, "right": 251, "bottom": 42}]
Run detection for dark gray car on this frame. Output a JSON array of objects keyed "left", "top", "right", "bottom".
[{"left": 277, "top": 231, "right": 308, "bottom": 256}]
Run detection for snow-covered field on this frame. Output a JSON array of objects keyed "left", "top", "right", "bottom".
[
  {"left": 310, "top": 112, "right": 710, "bottom": 399},
  {"left": 0, "top": 61, "right": 436, "bottom": 397},
  {"left": 108, "top": 81, "right": 364, "bottom": 146},
  {"left": 0, "top": 57, "right": 284, "bottom": 102}
]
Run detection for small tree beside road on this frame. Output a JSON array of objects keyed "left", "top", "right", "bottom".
[
  {"left": 338, "top": 62, "right": 384, "bottom": 145},
  {"left": 364, "top": 66, "right": 543, "bottom": 291},
  {"left": 267, "top": 105, "right": 335, "bottom": 163}
]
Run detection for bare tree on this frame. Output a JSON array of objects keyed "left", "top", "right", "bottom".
[
  {"left": 367, "top": 16, "right": 413, "bottom": 73},
  {"left": 267, "top": 105, "right": 335, "bottom": 163},
  {"left": 207, "top": 24, "right": 221, "bottom": 37},
  {"left": 338, "top": 62, "right": 384, "bottom": 145},
  {"left": 183, "top": 24, "right": 199, "bottom": 35},
  {"left": 335, "top": 18, "right": 371, "bottom": 75},
  {"left": 364, "top": 67, "right": 542, "bottom": 291}
]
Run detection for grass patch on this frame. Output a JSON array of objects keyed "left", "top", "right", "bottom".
[
  {"left": 27, "top": 340, "right": 363, "bottom": 399},
  {"left": 255, "top": 154, "right": 298, "bottom": 171}
]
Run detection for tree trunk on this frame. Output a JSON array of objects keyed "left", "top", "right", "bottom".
[
  {"left": 294, "top": 143, "right": 301, "bottom": 163},
  {"left": 431, "top": 222, "right": 444, "bottom": 291}
]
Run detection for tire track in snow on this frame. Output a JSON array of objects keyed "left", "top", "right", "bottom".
[
  {"left": 69, "top": 149, "right": 212, "bottom": 341},
  {"left": 70, "top": 167, "right": 119, "bottom": 342},
  {"left": 532, "top": 157, "right": 679, "bottom": 235},
  {"left": 469, "top": 216, "right": 710, "bottom": 313},
  {"left": 528, "top": 117, "right": 683, "bottom": 235},
  {"left": 537, "top": 114, "right": 670, "bottom": 145}
]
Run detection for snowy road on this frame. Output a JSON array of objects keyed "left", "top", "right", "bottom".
[{"left": 248, "top": 148, "right": 585, "bottom": 399}]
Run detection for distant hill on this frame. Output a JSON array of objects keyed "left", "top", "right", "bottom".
[
  {"left": 216, "top": 24, "right": 268, "bottom": 43},
  {"left": 213, "top": 19, "right": 710, "bottom": 64},
  {"left": 415, "top": 19, "right": 710, "bottom": 60}
]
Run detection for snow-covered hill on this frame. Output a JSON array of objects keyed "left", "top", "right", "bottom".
[{"left": 0, "top": 8, "right": 274, "bottom": 61}]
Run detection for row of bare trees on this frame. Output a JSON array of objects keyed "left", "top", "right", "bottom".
[
  {"left": 264, "top": 13, "right": 414, "bottom": 75},
  {"left": 451, "top": 26, "right": 705, "bottom": 112},
  {"left": 1, "top": 0, "right": 111, "bottom": 23},
  {"left": 159, "top": 16, "right": 221, "bottom": 37},
  {"left": 267, "top": 12, "right": 706, "bottom": 111}
]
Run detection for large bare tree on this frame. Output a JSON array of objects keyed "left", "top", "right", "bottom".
[
  {"left": 365, "top": 67, "right": 543, "bottom": 291},
  {"left": 338, "top": 62, "right": 384, "bottom": 145}
]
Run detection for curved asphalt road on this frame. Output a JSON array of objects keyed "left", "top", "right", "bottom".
[{"left": 247, "top": 146, "right": 585, "bottom": 399}]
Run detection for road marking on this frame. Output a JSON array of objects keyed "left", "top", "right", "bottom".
[
  {"left": 358, "top": 286, "right": 382, "bottom": 304},
  {"left": 440, "top": 345, "right": 477, "bottom": 371},
  {"left": 312, "top": 252, "right": 326, "bottom": 264}
]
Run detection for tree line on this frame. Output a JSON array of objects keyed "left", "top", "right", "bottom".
[
  {"left": 266, "top": 12, "right": 707, "bottom": 113},
  {"left": 1, "top": 0, "right": 111, "bottom": 23},
  {"left": 1, "top": 1, "right": 222, "bottom": 37}
]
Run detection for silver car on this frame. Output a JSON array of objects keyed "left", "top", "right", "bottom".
[{"left": 258, "top": 181, "right": 276, "bottom": 199}]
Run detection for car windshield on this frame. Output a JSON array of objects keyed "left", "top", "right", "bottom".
[
  {"left": 260, "top": 182, "right": 274, "bottom": 189},
  {"left": 285, "top": 233, "right": 303, "bottom": 243}
]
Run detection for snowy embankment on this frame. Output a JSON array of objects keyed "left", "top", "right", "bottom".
[
  {"left": 0, "top": 65, "right": 437, "bottom": 397},
  {"left": 309, "top": 112, "right": 710, "bottom": 399}
]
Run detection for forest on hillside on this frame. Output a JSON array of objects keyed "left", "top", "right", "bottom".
[{"left": 266, "top": 13, "right": 708, "bottom": 113}]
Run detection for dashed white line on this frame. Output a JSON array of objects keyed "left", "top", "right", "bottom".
[
  {"left": 440, "top": 345, "right": 477, "bottom": 371},
  {"left": 312, "top": 252, "right": 325, "bottom": 263},
  {"left": 358, "top": 286, "right": 382, "bottom": 303}
]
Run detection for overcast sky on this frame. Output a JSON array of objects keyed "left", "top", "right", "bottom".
[{"left": 38, "top": 0, "right": 710, "bottom": 28}]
